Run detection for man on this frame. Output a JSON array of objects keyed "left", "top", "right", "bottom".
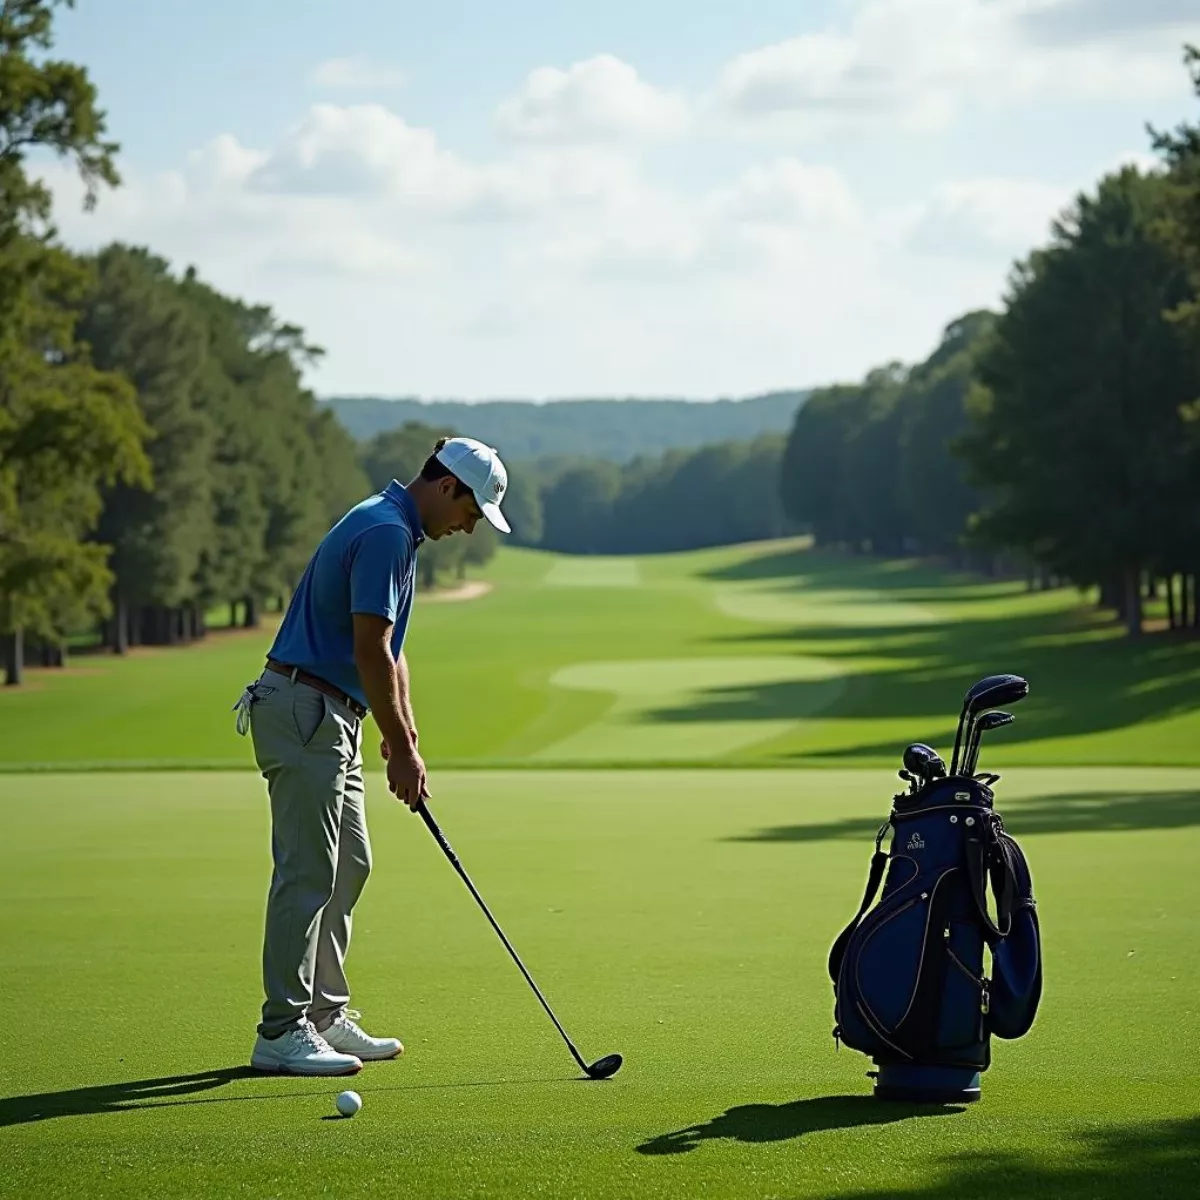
[{"left": 233, "top": 436, "right": 510, "bottom": 1076}]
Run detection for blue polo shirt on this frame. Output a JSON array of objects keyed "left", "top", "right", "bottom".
[{"left": 266, "top": 480, "right": 424, "bottom": 710}]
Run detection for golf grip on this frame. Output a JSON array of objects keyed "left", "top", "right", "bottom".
[{"left": 415, "top": 801, "right": 588, "bottom": 1070}]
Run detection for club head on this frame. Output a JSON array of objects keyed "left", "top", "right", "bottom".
[
  {"left": 964, "top": 711, "right": 1016, "bottom": 775},
  {"left": 965, "top": 674, "right": 1029, "bottom": 715},
  {"left": 902, "top": 743, "right": 946, "bottom": 781},
  {"left": 978, "top": 711, "right": 1015, "bottom": 732},
  {"left": 585, "top": 1054, "right": 623, "bottom": 1080},
  {"left": 954, "top": 674, "right": 1028, "bottom": 774}
]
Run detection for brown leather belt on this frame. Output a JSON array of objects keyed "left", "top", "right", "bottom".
[{"left": 265, "top": 659, "right": 367, "bottom": 718}]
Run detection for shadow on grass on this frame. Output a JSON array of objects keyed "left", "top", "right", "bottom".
[
  {"left": 0, "top": 1067, "right": 574, "bottom": 1126},
  {"left": 647, "top": 588, "right": 1200, "bottom": 756},
  {"left": 699, "top": 545, "right": 981, "bottom": 593},
  {"left": 729, "top": 790, "right": 1200, "bottom": 844},
  {"left": 637, "top": 1094, "right": 963, "bottom": 1156},
  {"left": 840, "top": 1115, "right": 1200, "bottom": 1200}
]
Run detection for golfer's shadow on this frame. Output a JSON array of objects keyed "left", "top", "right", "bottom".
[
  {"left": 637, "top": 1094, "right": 964, "bottom": 1155},
  {"left": 0, "top": 1067, "right": 261, "bottom": 1127},
  {"left": 0, "top": 1066, "right": 574, "bottom": 1127}
]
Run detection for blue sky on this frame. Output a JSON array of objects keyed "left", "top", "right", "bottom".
[{"left": 43, "top": 0, "right": 1200, "bottom": 400}]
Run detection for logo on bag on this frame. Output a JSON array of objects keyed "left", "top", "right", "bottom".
[{"left": 906, "top": 832, "right": 925, "bottom": 850}]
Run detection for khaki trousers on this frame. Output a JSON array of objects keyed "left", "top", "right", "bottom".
[{"left": 245, "top": 668, "right": 370, "bottom": 1037}]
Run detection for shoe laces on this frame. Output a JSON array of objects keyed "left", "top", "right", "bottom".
[
  {"left": 294, "top": 1019, "right": 333, "bottom": 1052},
  {"left": 335, "top": 1008, "right": 364, "bottom": 1032}
]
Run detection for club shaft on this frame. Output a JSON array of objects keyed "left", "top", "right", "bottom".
[
  {"left": 417, "top": 802, "right": 589, "bottom": 1074},
  {"left": 951, "top": 704, "right": 969, "bottom": 775},
  {"left": 964, "top": 725, "right": 983, "bottom": 776}
]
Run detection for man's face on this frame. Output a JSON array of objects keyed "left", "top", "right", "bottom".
[{"left": 426, "top": 477, "right": 484, "bottom": 540}]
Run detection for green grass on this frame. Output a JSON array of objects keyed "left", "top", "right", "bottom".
[
  {"left": 2, "top": 538, "right": 1198, "bottom": 771},
  {"left": 2, "top": 768, "right": 1197, "bottom": 1199},
  {"left": 4, "top": 539, "right": 1199, "bottom": 1196}
]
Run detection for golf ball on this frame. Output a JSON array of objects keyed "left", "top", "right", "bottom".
[{"left": 335, "top": 1090, "right": 362, "bottom": 1117}]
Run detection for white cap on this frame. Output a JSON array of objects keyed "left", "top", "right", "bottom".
[{"left": 435, "top": 437, "right": 511, "bottom": 533}]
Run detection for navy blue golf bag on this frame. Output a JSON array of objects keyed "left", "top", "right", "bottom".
[{"left": 827, "top": 773, "right": 1043, "bottom": 1102}]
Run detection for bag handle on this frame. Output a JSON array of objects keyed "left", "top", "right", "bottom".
[{"left": 827, "top": 822, "right": 890, "bottom": 983}]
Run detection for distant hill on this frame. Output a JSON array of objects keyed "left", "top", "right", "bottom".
[{"left": 320, "top": 393, "right": 810, "bottom": 461}]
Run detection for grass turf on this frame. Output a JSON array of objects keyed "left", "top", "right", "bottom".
[
  {"left": 2, "top": 768, "right": 1198, "bottom": 1199},
  {"left": 2, "top": 539, "right": 1199, "bottom": 771}
]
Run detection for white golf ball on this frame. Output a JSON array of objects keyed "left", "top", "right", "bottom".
[{"left": 335, "top": 1090, "right": 362, "bottom": 1117}]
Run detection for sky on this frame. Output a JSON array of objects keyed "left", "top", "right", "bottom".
[{"left": 37, "top": 0, "right": 1200, "bottom": 401}]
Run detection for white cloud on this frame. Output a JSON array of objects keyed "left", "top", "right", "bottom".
[
  {"left": 716, "top": 0, "right": 1200, "bottom": 134},
  {"left": 494, "top": 54, "right": 689, "bottom": 143},
  {"left": 247, "top": 104, "right": 477, "bottom": 208},
  {"left": 311, "top": 57, "right": 407, "bottom": 91},
  {"left": 714, "top": 160, "right": 862, "bottom": 228}
]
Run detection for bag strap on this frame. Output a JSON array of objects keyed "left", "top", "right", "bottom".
[
  {"left": 827, "top": 822, "right": 890, "bottom": 983},
  {"left": 966, "top": 820, "right": 1015, "bottom": 943}
]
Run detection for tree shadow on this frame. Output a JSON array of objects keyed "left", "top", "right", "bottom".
[
  {"left": 728, "top": 790, "right": 1200, "bottom": 844},
  {"left": 839, "top": 1114, "right": 1199, "bottom": 1200},
  {"left": 646, "top": 599, "right": 1200, "bottom": 756},
  {"left": 0, "top": 1068, "right": 574, "bottom": 1127},
  {"left": 700, "top": 545, "right": 974, "bottom": 592},
  {"left": 636, "top": 1094, "right": 963, "bottom": 1156}
]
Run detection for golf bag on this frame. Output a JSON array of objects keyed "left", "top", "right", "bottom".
[{"left": 827, "top": 772, "right": 1042, "bottom": 1102}]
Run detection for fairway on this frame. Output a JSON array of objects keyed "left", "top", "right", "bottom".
[
  {"left": 3, "top": 539, "right": 1200, "bottom": 1198},
  {"left": 3, "top": 768, "right": 1197, "bottom": 1199},
  {"left": 3, "top": 539, "right": 1200, "bottom": 771}
]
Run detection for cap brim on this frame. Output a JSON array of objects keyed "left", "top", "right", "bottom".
[{"left": 477, "top": 497, "right": 510, "bottom": 533}]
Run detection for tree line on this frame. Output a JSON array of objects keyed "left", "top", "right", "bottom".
[
  {"left": 781, "top": 49, "right": 1200, "bottom": 639},
  {"left": 328, "top": 391, "right": 807, "bottom": 461}
]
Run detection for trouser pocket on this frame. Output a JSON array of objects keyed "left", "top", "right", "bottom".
[{"left": 291, "top": 684, "right": 328, "bottom": 748}]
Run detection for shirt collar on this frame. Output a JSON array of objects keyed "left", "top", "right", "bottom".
[{"left": 383, "top": 480, "right": 426, "bottom": 545}]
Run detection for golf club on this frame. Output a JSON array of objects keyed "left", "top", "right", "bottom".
[
  {"left": 963, "top": 711, "right": 1015, "bottom": 777},
  {"left": 951, "top": 674, "right": 1029, "bottom": 775},
  {"left": 416, "top": 801, "right": 623, "bottom": 1082}
]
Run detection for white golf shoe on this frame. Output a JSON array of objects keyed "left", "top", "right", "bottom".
[
  {"left": 250, "top": 1019, "right": 363, "bottom": 1075},
  {"left": 318, "top": 1010, "right": 404, "bottom": 1061}
]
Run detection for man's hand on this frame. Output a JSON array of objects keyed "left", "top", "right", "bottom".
[{"left": 385, "top": 742, "right": 429, "bottom": 810}]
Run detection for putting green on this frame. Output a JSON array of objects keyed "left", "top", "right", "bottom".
[
  {"left": 538, "top": 656, "right": 846, "bottom": 760},
  {"left": 3, "top": 767, "right": 1197, "bottom": 1198},
  {"left": 546, "top": 557, "right": 642, "bottom": 587}
]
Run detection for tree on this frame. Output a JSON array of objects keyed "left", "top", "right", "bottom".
[
  {"left": 780, "top": 384, "right": 865, "bottom": 546},
  {"left": 0, "top": 0, "right": 152, "bottom": 681},
  {"left": 1149, "top": 43, "right": 1200, "bottom": 629},
  {"left": 899, "top": 311, "right": 997, "bottom": 561},
  {"left": 958, "top": 167, "right": 1200, "bottom": 637},
  {"left": 539, "top": 460, "right": 621, "bottom": 554},
  {"left": 75, "top": 245, "right": 214, "bottom": 649}
]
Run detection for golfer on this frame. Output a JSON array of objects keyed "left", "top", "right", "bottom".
[{"left": 233, "top": 437, "right": 510, "bottom": 1076}]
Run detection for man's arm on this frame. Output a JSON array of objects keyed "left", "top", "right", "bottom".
[
  {"left": 396, "top": 650, "right": 418, "bottom": 746},
  {"left": 353, "top": 614, "right": 428, "bottom": 807},
  {"left": 352, "top": 614, "right": 414, "bottom": 751}
]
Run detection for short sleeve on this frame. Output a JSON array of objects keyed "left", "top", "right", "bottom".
[{"left": 349, "top": 524, "right": 414, "bottom": 623}]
